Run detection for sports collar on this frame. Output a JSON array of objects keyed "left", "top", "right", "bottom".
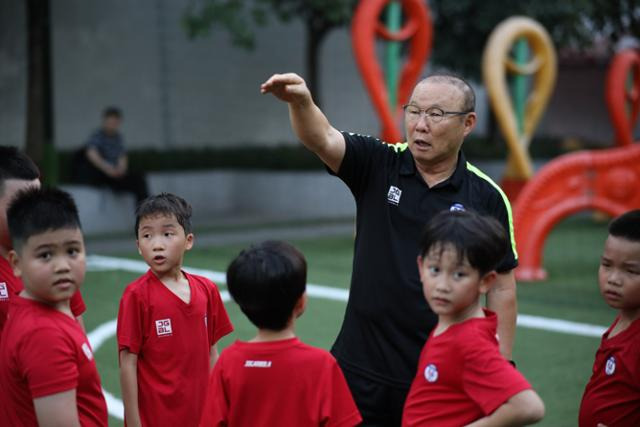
[{"left": 400, "top": 149, "right": 466, "bottom": 190}]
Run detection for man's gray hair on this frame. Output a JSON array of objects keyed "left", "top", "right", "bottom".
[{"left": 418, "top": 74, "right": 475, "bottom": 112}]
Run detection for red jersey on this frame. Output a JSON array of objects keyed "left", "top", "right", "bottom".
[
  {"left": 117, "top": 270, "right": 233, "bottom": 427},
  {"left": 0, "top": 255, "right": 86, "bottom": 343},
  {"left": 402, "top": 310, "right": 531, "bottom": 426},
  {"left": 579, "top": 315, "right": 640, "bottom": 426},
  {"left": 0, "top": 296, "right": 107, "bottom": 426},
  {"left": 200, "top": 337, "right": 361, "bottom": 427}
]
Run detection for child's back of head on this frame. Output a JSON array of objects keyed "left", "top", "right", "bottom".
[
  {"left": 7, "top": 187, "right": 82, "bottom": 252},
  {"left": 227, "top": 240, "right": 306, "bottom": 331},
  {"left": 419, "top": 210, "right": 508, "bottom": 276}
]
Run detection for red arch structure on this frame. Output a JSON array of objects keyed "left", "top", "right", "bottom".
[
  {"left": 351, "top": 0, "right": 432, "bottom": 143},
  {"left": 514, "top": 49, "right": 640, "bottom": 281}
]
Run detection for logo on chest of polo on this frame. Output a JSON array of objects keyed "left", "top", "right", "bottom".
[
  {"left": 387, "top": 186, "right": 402, "bottom": 205},
  {"left": 0, "top": 282, "right": 8, "bottom": 300},
  {"left": 155, "top": 318, "right": 173, "bottom": 337}
]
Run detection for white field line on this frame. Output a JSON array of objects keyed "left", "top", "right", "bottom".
[{"left": 85, "top": 255, "right": 607, "bottom": 420}]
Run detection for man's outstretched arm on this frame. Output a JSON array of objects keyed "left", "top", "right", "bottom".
[{"left": 261, "top": 73, "right": 345, "bottom": 173}]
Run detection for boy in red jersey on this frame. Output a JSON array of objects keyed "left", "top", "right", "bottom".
[
  {"left": 200, "top": 240, "right": 361, "bottom": 427},
  {"left": 117, "top": 193, "right": 233, "bottom": 427},
  {"left": 403, "top": 210, "right": 544, "bottom": 426},
  {"left": 579, "top": 210, "right": 640, "bottom": 427},
  {"left": 0, "top": 146, "right": 86, "bottom": 340},
  {"left": 0, "top": 187, "right": 107, "bottom": 426}
]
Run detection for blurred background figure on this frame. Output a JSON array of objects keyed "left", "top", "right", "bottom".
[{"left": 73, "top": 107, "right": 148, "bottom": 203}]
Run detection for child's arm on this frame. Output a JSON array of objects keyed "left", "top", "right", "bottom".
[
  {"left": 120, "top": 349, "right": 142, "bottom": 427},
  {"left": 33, "top": 389, "right": 81, "bottom": 427},
  {"left": 464, "top": 390, "right": 545, "bottom": 427},
  {"left": 210, "top": 343, "right": 220, "bottom": 369}
]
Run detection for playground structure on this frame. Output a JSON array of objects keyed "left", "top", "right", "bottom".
[
  {"left": 351, "top": 0, "right": 432, "bottom": 143},
  {"left": 514, "top": 49, "right": 640, "bottom": 281},
  {"left": 483, "top": 16, "right": 557, "bottom": 202}
]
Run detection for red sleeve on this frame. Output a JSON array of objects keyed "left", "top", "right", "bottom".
[
  {"left": 117, "top": 286, "right": 145, "bottom": 354},
  {"left": 206, "top": 282, "right": 233, "bottom": 345},
  {"left": 461, "top": 336, "right": 531, "bottom": 415},
  {"left": 200, "top": 358, "right": 229, "bottom": 426},
  {"left": 18, "top": 327, "right": 79, "bottom": 398},
  {"left": 322, "top": 358, "right": 362, "bottom": 427},
  {"left": 70, "top": 290, "right": 86, "bottom": 317}
]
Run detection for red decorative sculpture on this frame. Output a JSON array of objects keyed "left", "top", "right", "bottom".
[
  {"left": 606, "top": 50, "right": 640, "bottom": 147},
  {"left": 351, "top": 0, "right": 432, "bottom": 143},
  {"left": 514, "top": 49, "right": 640, "bottom": 281}
]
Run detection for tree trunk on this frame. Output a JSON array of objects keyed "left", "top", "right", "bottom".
[
  {"left": 306, "top": 19, "right": 328, "bottom": 109},
  {"left": 25, "top": 0, "right": 54, "bottom": 178}
]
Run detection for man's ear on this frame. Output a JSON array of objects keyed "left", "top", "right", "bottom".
[
  {"left": 8, "top": 249, "right": 22, "bottom": 278},
  {"left": 463, "top": 112, "right": 477, "bottom": 137},
  {"left": 136, "top": 240, "right": 142, "bottom": 255},
  {"left": 416, "top": 255, "right": 424, "bottom": 276},
  {"left": 479, "top": 270, "right": 497, "bottom": 294}
]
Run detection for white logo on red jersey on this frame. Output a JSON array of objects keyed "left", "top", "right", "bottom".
[
  {"left": 424, "top": 363, "right": 438, "bottom": 382},
  {"left": 605, "top": 356, "right": 616, "bottom": 375},
  {"left": 244, "top": 360, "right": 272, "bottom": 368},
  {"left": 155, "top": 318, "right": 173, "bottom": 336},
  {"left": 81, "top": 342, "right": 94, "bottom": 361},
  {"left": 0, "top": 282, "right": 8, "bottom": 300}
]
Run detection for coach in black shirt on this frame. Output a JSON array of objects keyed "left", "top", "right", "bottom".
[{"left": 261, "top": 73, "right": 518, "bottom": 426}]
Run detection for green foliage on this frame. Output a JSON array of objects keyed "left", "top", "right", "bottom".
[
  {"left": 587, "top": 0, "right": 640, "bottom": 42},
  {"left": 182, "top": 0, "right": 356, "bottom": 49},
  {"left": 428, "top": 0, "right": 595, "bottom": 80}
]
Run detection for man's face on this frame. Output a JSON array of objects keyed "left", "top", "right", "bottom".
[
  {"left": 103, "top": 115, "right": 122, "bottom": 135},
  {"left": 0, "top": 179, "right": 40, "bottom": 252},
  {"left": 404, "top": 81, "right": 476, "bottom": 168}
]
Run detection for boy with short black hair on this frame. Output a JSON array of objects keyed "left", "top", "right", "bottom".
[
  {"left": 118, "top": 192, "right": 233, "bottom": 427},
  {"left": 0, "top": 187, "right": 107, "bottom": 426},
  {"left": 579, "top": 210, "right": 640, "bottom": 426},
  {"left": 200, "top": 240, "right": 362, "bottom": 426},
  {"left": 0, "top": 146, "right": 86, "bottom": 339},
  {"left": 403, "top": 210, "right": 544, "bottom": 426}
]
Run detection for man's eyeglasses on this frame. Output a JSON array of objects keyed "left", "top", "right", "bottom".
[{"left": 403, "top": 105, "right": 473, "bottom": 123}]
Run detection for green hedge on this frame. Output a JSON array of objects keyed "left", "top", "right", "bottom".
[{"left": 58, "top": 135, "right": 590, "bottom": 182}]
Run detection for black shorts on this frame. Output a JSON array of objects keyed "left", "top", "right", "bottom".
[{"left": 341, "top": 366, "right": 410, "bottom": 427}]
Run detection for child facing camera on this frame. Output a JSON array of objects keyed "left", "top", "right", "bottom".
[
  {"left": 200, "top": 240, "right": 362, "bottom": 427},
  {"left": 0, "top": 187, "right": 107, "bottom": 426},
  {"left": 403, "top": 210, "right": 544, "bottom": 427},
  {"left": 579, "top": 210, "right": 640, "bottom": 426},
  {"left": 117, "top": 193, "right": 233, "bottom": 427}
]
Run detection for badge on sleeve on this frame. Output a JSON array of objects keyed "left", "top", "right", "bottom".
[{"left": 424, "top": 363, "right": 439, "bottom": 382}]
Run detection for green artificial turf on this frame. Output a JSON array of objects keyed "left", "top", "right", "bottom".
[{"left": 81, "top": 215, "right": 611, "bottom": 426}]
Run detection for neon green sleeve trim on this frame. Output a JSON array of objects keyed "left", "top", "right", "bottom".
[
  {"left": 466, "top": 162, "right": 518, "bottom": 260},
  {"left": 383, "top": 142, "right": 409, "bottom": 153}
]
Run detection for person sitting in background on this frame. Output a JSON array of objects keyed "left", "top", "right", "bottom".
[{"left": 74, "top": 106, "right": 148, "bottom": 203}]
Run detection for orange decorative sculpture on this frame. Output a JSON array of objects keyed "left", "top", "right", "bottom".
[
  {"left": 514, "top": 49, "right": 640, "bottom": 281},
  {"left": 351, "top": 0, "right": 432, "bottom": 143},
  {"left": 483, "top": 17, "right": 557, "bottom": 201}
]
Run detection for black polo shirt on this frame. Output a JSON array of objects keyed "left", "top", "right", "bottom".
[{"left": 329, "top": 131, "right": 518, "bottom": 388}]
